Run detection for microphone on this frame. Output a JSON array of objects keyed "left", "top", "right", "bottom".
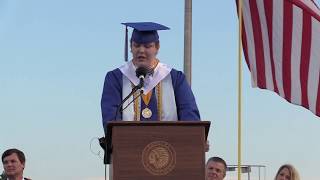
[
  {"left": 135, "top": 66, "right": 148, "bottom": 89},
  {"left": 114, "top": 66, "right": 149, "bottom": 120}
]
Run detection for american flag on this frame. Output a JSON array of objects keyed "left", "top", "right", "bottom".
[{"left": 240, "top": 0, "right": 320, "bottom": 116}]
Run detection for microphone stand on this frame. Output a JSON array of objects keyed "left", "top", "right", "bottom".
[
  {"left": 121, "top": 89, "right": 143, "bottom": 112},
  {"left": 114, "top": 82, "right": 143, "bottom": 120},
  {"left": 102, "top": 67, "right": 147, "bottom": 164},
  {"left": 103, "top": 83, "right": 143, "bottom": 164}
]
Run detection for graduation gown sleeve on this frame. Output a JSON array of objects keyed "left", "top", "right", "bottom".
[
  {"left": 170, "top": 69, "right": 201, "bottom": 121},
  {"left": 101, "top": 68, "right": 123, "bottom": 131}
]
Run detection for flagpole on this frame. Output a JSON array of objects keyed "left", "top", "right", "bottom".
[
  {"left": 237, "top": 0, "right": 243, "bottom": 180},
  {"left": 184, "top": 0, "right": 192, "bottom": 85}
]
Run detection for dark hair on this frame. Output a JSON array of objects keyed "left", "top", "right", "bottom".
[
  {"left": 207, "top": 156, "right": 227, "bottom": 170},
  {"left": 2, "top": 149, "right": 26, "bottom": 164}
]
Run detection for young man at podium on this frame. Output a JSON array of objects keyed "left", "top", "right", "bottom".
[{"left": 101, "top": 22, "right": 201, "bottom": 131}]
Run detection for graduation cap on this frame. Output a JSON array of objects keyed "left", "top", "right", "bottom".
[{"left": 122, "top": 22, "right": 170, "bottom": 61}]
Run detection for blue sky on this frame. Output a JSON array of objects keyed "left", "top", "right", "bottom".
[{"left": 0, "top": 0, "right": 319, "bottom": 179}]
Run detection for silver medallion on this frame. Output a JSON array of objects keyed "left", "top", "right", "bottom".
[{"left": 142, "top": 108, "right": 152, "bottom": 118}]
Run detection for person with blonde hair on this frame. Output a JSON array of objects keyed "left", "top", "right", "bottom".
[{"left": 274, "top": 164, "right": 300, "bottom": 180}]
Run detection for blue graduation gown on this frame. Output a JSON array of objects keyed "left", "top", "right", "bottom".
[{"left": 101, "top": 68, "right": 200, "bottom": 131}]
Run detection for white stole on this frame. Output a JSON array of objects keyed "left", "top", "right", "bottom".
[{"left": 119, "top": 61, "right": 178, "bottom": 121}]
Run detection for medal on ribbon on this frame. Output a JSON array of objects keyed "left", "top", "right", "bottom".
[
  {"left": 142, "top": 107, "right": 152, "bottom": 118},
  {"left": 141, "top": 91, "right": 153, "bottom": 119}
]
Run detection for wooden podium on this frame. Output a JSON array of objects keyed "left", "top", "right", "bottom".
[{"left": 106, "top": 121, "right": 210, "bottom": 180}]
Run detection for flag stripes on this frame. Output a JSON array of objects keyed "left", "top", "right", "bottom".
[{"left": 240, "top": 0, "right": 320, "bottom": 116}]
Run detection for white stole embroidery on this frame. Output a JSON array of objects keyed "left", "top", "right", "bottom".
[
  {"left": 120, "top": 61, "right": 178, "bottom": 121},
  {"left": 119, "top": 61, "right": 171, "bottom": 95}
]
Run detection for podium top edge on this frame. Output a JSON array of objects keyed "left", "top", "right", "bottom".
[
  {"left": 106, "top": 121, "right": 211, "bottom": 137},
  {"left": 107, "top": 121, "right": 211, "bottom": 127}
]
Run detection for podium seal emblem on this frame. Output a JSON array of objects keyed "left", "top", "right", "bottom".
[{"left": 142, "top": 141, "right": 176, "bottom": 175}]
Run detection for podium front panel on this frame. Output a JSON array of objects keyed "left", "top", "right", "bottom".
[{"left": 111, "top": 125, "right": 206, "bottom": 180}]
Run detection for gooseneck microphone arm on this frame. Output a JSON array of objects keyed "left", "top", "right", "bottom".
[
  {"left": 114, "top": 66, "right": 148, "bottom": 120},
  {"left": 114, "top": 85, "right": 141, "bottom": 120},
  {"left": 103, "top": 66, "right": 148, "bottom": 165},
  {"left": 121, "top": 89, "right": 143, "bottom": 112}
]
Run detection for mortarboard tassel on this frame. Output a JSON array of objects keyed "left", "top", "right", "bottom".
[{"left": 124, "top": 26, "right": 128, "bottom": 62}]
